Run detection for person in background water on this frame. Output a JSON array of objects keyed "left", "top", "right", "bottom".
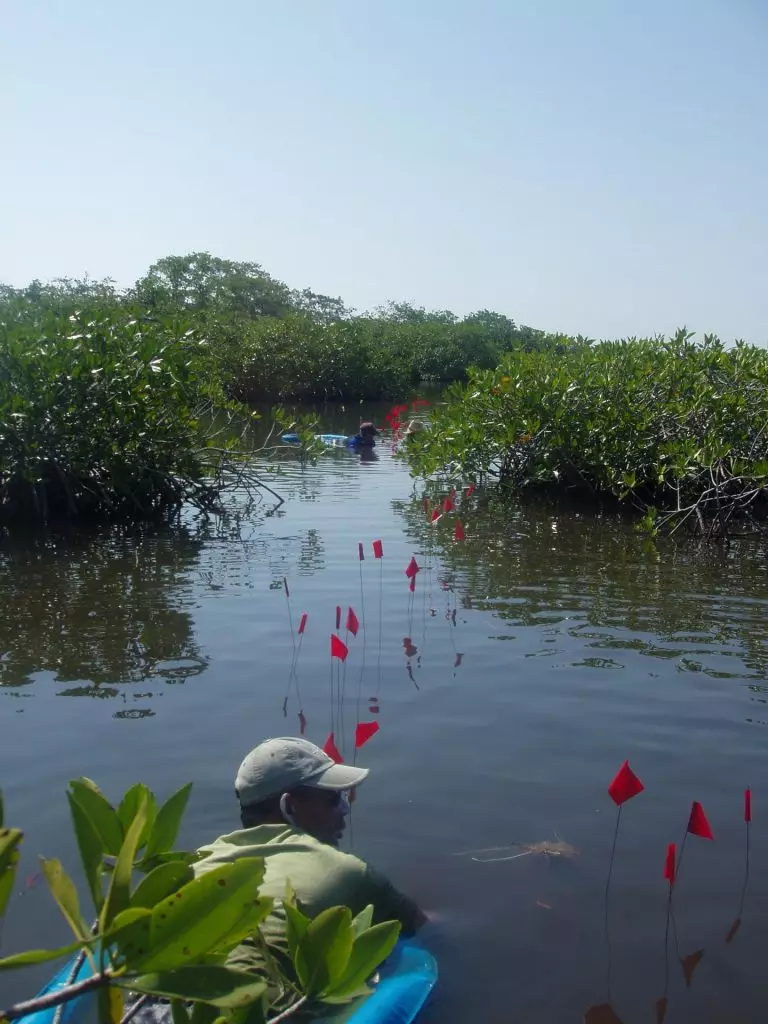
[
  {"left": 193, "top": 737, "right": 427, "bottom": 1016},
  {"left": 347, "top": 421, "right": 379, "bottom": 447}
]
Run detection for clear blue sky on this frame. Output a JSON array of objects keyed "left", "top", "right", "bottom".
[{"left": 2, "top": 1, "right": 766, "bottom": 341}]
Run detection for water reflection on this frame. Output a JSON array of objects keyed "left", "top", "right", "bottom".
[{"left": 0, "top": 524, "right": 207, "bottom": 690}]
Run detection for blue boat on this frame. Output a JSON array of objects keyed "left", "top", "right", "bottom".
[{"left": 19, "top": 940, "right": 437, "bottom": 1024}]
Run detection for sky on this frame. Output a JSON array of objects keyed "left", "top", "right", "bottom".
[{"left": 2, "top": 0, "right": 766, "bottom": 342}]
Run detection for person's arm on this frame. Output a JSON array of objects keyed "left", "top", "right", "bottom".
[{"left": 360, "top": 865, "right": 427, "bottom": 936}]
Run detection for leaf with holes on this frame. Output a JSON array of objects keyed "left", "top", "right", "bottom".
[
  {"left": 131, "top": 862, "right": 195, "bottom": 910},
  {"left": 133, "top": 858, "right": 266, "bottom": 972}
]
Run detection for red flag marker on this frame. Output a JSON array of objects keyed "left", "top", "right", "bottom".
[
  {"left": 409, "top": 577, "right": 416, "bottom": 593},
  {"left": 664, "top": 843, "right": 676, "bottom": 886},
  {"left": 358, "top": 542, "right": 365, "bottom": 561},
  {"left": 745, "top": 788, "right": 752, "bottom": 823},
  {"left": 405, "top": 557, "right": 420, "bottom": 579},
  {"left": 355, "top": 721, "right": 380, "bottom": 749},
  {"left": 454, "top": 520, "right": 465, "bottom": 541},
  {"left": 330, "top": 634, "right": 349, "bottom": 662},
  {"left": 442, "top": 496, "right": 454, "bottom": 513},
  {"left": 298, "top": 613, "right": 308, "bottom": 635},
  {"left": 687, "top": 801, "right": 714, "bottom": 840},
  {"left": 283, "top": 577, "right": 290, "bottom": 598},
  {"left": 465, "top": 483, "right": 475, "bottom": 497},
  {"left": 607, "top": 760, "right": 645, "bottom": 805},
  {"left": 372, "top": 539, "right": 383, "bottom": 559},
  {"left": 430, "top": 509, "right": 441, "bottom": 524},
  {"left": 323, "top": 733, "right": 343, "bottom": 763},
  {"left": 335, "top": 605, "right": 341, "bottom": 630},
  {"left": 346, "top": 607, "right": 360, "bottom": 636}
]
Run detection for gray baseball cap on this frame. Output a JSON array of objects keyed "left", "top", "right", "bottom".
[{"left": 235, "top": 737, "right": 370, "bottom": 806}]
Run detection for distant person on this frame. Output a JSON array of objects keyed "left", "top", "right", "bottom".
[
  {"left": 347, "top": 421, "right": 379, "bottom": 447},
  {"left": 193, "top": 737, "right": 427, "bottom": 1014}
]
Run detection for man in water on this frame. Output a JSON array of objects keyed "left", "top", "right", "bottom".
[
  {"left": 348, "top": 421, "right": 379, "bottom": 447},
  {"left": 193, "top": 737, "right": 427, "bottom": 1012}
]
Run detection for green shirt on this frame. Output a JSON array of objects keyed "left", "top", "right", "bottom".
[{"left": 193, "top": 825, "right": 422, "bottom": 1017}]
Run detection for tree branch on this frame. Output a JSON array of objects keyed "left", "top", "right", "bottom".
[{"left": 1, "top": 972, "right": 111, "bottom": 1021}]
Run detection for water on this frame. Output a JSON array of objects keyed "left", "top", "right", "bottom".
[{"left": 2, "top": 404, "right": 768, "bottom": 1022}]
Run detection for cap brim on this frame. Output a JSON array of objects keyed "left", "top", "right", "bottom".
[{"left": 306, "top": 762, "right": 369, "bottom": 791}]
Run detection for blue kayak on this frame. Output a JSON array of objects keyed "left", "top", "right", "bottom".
[
  {"left": 19, "top": 940, "right": 437, "bottom": 1024},
  {"left": 281, "top": 433, "right": 373, "bottom": 449}
]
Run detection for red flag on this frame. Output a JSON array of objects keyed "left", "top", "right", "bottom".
[
  {"left": 405, "top": 557, "right": 420, "bottom": 579},
  {"left": 323, "top": 733, "right": 342, "bottom": 763},
  {"left": 607, "top": 760, "right": 645, "bottom": 805},
  {"left": 454, "top": 520, "right": 465, "bottom": 541},
  {"left": 298, "top": 613, "right": 308, "bottom": 635},
  {"left": 330, "top": 634, "right": 349, "bottom": 661},
  {"left": 687, "top": 801, "right": 714, "bottom": 840},
  {"left": 346, "top": 607, "right": 360, "bottom": 636},
  {"left": 442, "top": 496, "right": 454, "bottom": 513},
  {"left": 430, "top": 509, "right": 441, "bottom": 524},
  {"left": 409, "top": 576, "right": 416, "bottom": 593},
  {"left": 355, "top": 721, "right": 380, "bottom": 749},
  {"left": 745, "top": 788, "right": 752, "bottom": 823},
  {"left": 283, "top": 577, "right": 290, "bottom": 598},
  {"left": 372, "top": 539, "right": 383, "bottom": 559},
  {"left": 664, "top": 843, "right": 676, "bottom": 887},
  {"left": 358, "top": 542, "right": 364, "bottom": 561},
  {"left": 465, "top": 483, "right": 475, "bottom": 497},
  {"left": 335, "top": 605, "right": 341, "bottom": 630}
]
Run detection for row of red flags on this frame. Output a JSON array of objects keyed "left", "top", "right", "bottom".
[{"left": 608, "top": 760, "right": 751, "bottom": 886}]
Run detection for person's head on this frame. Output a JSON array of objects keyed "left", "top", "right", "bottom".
[
  {"left": 235, "top": 737, "right": 369, "bottom": 847},
  {"left": 359, "top": 422, "right": 378, "bottom": 439}
]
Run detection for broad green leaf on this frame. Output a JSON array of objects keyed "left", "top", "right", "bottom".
[
  {"left": 126, "top": 966, "right": 267, "bottom": 1008},
  {"left": 171, "top": 999, "right": 191, "bottom": 1024},
  {"left": 100, "top": 795, "right": 149, "bottom": 931},
  {"left": 294, "top": 906, "right": 354, "bottom": 998},
  {"left": 106, "top": 906, "right": 152, "bottom": 966},
  {"left": 135, "top": 858, "right": 266, "bottom": 972},
  {"left": 142, "top": 783, "right": 193, "bottom": 862},
  {"left": 350, "top": 905, "right": 374, "bottom": 939},
  {"left": 138, "top": 851, "right": 200, "bottom": 875},
  {"left": 67, "top": 790, "right": 105, "bottom": 911},
  {"left": 40, "top": 858, "right": 90, "bottom": 942},
  {"left": 283, "top": 900, "right": 310, "bottom": 961},
  {"left": 189, "top": 1001, "right": 220, "bottom": 1024},
  {"left": 209, "top": 897, "right": 272, "bottom": 955},
  {"left": 324, "top": 921, "right": 400, "bottom": 1000},
  {"left": 0, "top": 939, "right": 93, "bottom": 972},
  {"left": 131, "top": 862, "right": 194, "bottom": 909},
  {"left": 69, "top": 779, "right": 124, "bottom": 857},
  {"left": 0, "top": 827, "right": 23, "bottom": 919},
  {"left": 117, "top": 784, "right": 157, "bottom": 848}
]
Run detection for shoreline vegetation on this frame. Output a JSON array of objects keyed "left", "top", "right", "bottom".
[
  {"left": 400, "top": 333, "right": 768, "bottom": 539},
  {"left": 2, "top": 251, "right": 764, "bottom": 534}
]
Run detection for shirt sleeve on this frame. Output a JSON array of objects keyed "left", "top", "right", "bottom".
[{"left": 359, "top": 865, "right": 424, "bottom": 936}]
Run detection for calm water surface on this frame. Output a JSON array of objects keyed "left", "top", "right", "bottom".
[{"left": 2, "top": 406, "right": 768, "bottom": 1022}]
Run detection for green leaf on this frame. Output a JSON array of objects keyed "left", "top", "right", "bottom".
[
  {"left": 0, "top": 939, "right": 93, "bottom": 972},
  {"left": 98, "top": 983, "right": 124, "bottom": 1024},
  {"left": 100, "top": 795, "right": 149, "bottom": 931},
  {"left": 134, "top": 858, "right": 267, "bottom": 972},
  {"left": 106, "top": 906, "right": 152, "bottom": 965},
  {"left": 131, "top": 862, "right": 194, "bottom": 910},
  {"left": 171, "top": 999, "right": 191, "bottom": 1024},
  {"left": 69, "top": 779, "right": 124, "bottom": 857},
  {"left": 283, "top": 900, "right": 310, "bottom": 961},
  {"left": 324, "top": 921, "right": 400, "bottom": 1000},
  {"left": 67, "top": 791, "right": 105, "bottom": 912},
  {"left": 0, "top": 827, "right": 23, "bottom": 919},
  {"left": 117, "top": 784, "right": 157, "bottom": 848},
  {"left": 142, "top": 783, "right": 193, "bottom": 862},
  {"left": 350, "top": 905, "right": 374, "bottom": 939},
  {"left": 126, "top": 966, "right": 266, "bottom": 1009},
  {"left": 294, "top": 906, "right": 354, "bottom": 998},
  {"left": 40, "top": 858, "right": 90, "bottom": 942}
]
